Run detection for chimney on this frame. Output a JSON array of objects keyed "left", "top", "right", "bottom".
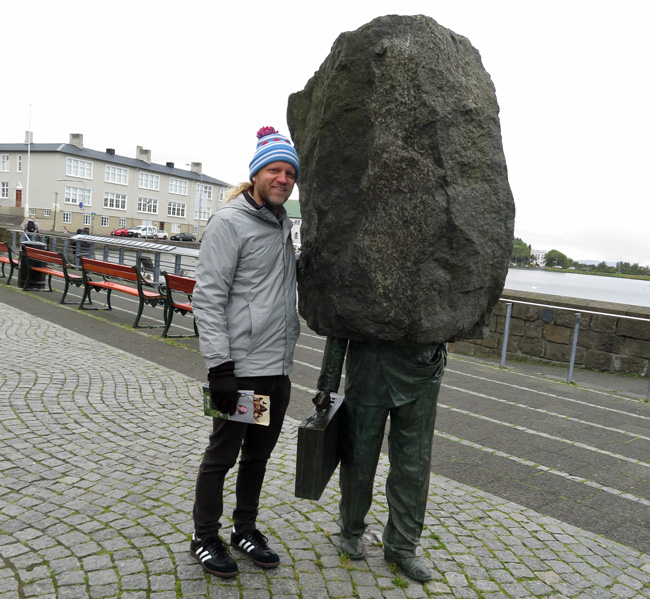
[
  {"left": 24, "top": 131, "right": 34, "bottom": 144},
  {"left": 106, "top": 148, "right": 116, "bottom": 156},
  {"left": 136, "top": 146, "right": 152, "bottom": 164},
  {"left": 166, "top": 162, "right": 174, "bottom": 168},
  {"left": 190, "top": 162, "right": 202, "bottom": 175},
  {"left": 70, "top": 133, "right": 84, "bottom": 148}
]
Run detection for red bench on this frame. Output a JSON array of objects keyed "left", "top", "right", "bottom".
[
  {"left": 0, "top": 241, "right": 18, "bottom": 285},
  {"left": 160, "top": 272, "right": 199, "bottom": 338},
  {"left": 79, "top": 257, "right": 163, "bottom": 328},
  {"left": 22, "top": 246, "right": 83, "bottom": 304}
]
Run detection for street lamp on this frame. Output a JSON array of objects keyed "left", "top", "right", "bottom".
[
  {"left": 57, "top": 178, "right": 87, "bottom": 232},
  {"left": 51, "top": 192, "right": 59, "bottom": 231},
  {"left": 186, "top": 164, "right": 203, "bottom": 239}
]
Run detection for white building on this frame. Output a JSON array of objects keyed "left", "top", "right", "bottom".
[
  {"left": 0, "top": 132, "right": 229, "bottom": 236},
  {"left": 531, "top": 249, "right": 547, "bottom": 267}
]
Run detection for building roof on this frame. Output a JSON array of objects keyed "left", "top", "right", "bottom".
[{"left": 0, "top": 142, "right": 230, "bottom": 187}]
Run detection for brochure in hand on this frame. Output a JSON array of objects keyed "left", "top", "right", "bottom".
[{"left": 202, "top": 385, "right": 270, "bottom": 426}]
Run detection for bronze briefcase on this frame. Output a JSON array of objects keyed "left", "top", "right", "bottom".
[{"left": 295, "top": 393, "right": 345, "bottom": 500}]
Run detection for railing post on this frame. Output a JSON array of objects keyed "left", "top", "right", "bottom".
[
  {"left": 500, "top": 302, "right": 513, "bottom": 367},
  {"left": 153, "top": 252, "right": 161, "bottom": 283},
  {"left": 174, "top": 254, "right": 182, "bottom": 275},
  {"left": 567, "top": 312, "right": 582, "bottom": 383}
]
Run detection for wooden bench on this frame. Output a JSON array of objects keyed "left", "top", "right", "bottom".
[
  {"left": 22, "top": 246, "right": 83, "bottom": 304},
  {"left": 79, "top": 257, "right": 163, "bottom": 328},
  {"left": 160, "top": 272, "right": 199, "bottom": 338},
  {"left": 0, "top": 242, "right": 19, "bottom": 285}
]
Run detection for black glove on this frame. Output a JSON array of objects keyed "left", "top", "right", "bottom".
[{"left": 207, "top": 361, "right": 239, "bottom": 416}]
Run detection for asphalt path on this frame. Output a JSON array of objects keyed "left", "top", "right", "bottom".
[{"left": 2, "top": 277, "right": 649, "bottom": 556}]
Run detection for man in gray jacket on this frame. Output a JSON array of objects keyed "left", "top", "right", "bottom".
[{"left": 190, "top": 127, "right": 300, "bottom": 578}]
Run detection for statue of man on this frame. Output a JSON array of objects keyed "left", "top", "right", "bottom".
[{"left": 315, "top": 336, "right": 446, "bottom": 582}]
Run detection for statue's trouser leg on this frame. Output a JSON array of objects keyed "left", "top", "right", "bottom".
[
  {"left": 338, "top": 401, "right": 389, "bottom": 537},
  {"left": 382, "top": 384, "right": 441, "bottom": 556}
]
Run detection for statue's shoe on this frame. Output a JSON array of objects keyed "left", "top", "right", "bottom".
[
  {"left": 384, "top": 552, "right": 431, "bottom": 582},
  {"left": 339, "top": 535, "right": 365, "bottom": 559}
]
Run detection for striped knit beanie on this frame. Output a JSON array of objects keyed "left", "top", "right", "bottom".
[{"left": 249, "top": 126, "right": 300, "bottom": 181}]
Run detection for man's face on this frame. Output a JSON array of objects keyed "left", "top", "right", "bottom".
[{"left": 252, "top": 162, "right": 296, "bottom": 211}]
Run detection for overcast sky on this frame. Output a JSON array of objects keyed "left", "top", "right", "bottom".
[{"left": 4, "top": 0, "right": 649, "bottom": 264}]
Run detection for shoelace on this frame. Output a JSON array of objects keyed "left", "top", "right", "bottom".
[
  {"left": 202, "top": 537, "right": 228, "bottom": 558},
  {"left": 244, "top": 530, "right": 269, "bottom": 550}
]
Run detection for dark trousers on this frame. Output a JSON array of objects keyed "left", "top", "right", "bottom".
[{"left": 193, "top": 374, "right": 291, "bottom": 538}]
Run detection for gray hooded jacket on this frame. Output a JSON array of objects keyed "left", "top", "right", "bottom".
[{"left": 192, "top": 194, "right": 300, "bottom": 377}]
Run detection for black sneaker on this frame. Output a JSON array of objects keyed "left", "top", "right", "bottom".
[
  {"left": 230, "top": 528, "right": 280, "bottom": 568},
  {"left": 190, "top": 533, "right": 238, "bottom": 578}
]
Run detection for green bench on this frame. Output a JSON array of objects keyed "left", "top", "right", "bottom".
[
  {"left": 0, "top": 242, "right": 18, "bottom": 285},
  {"left": 160, "top": 272, "right": 199, "bottom": 338},
  {"left": 79, "top": 257, "right": 163, "bottom": 328},
  {"left": 22, "top": 245, "right": 83, "bottom": 304}
]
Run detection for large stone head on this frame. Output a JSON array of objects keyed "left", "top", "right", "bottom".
[{"left": 288, "top": 15, "right": 515, "bottom": 344}]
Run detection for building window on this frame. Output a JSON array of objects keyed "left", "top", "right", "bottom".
[
  {"left": 194, "top": 206, "right": 211, "bottom": 221},
  {"left": 171, "top": 223, "right": 181, "bottom": 234},
  {"left": 138, "top": 197, "right": 158, "bottom": 214},
  {"left": 43, "top": 209, "right": 51, "bottom": 217},
  {"left": 105, "top": 165, "right": 128, "bottom": 185},
  {"left": 169, "top": 178, "right": 188, "bottom": 195},
  {"left": 139, "top": 172, "right": 160, "bottom": 190},
  {"left": 101, "top": 216, "right": 110, "bottom": 227},
  {"left": 118, "top": 217, "right": 126, "bottom": 228},
  {"left": 103, "top": 191, "right": 127, "bottom": 210},
  {"left": 197, "top": 182, "right": 213, "bottom": 200},
  {"left": 1, "top": 182, "right": 8, "bottom": 199},
  {"left": 64, "top": 185, "right": 91, "bottom": 206},
  {"left": 0, "top": 155, "right": 8, "bottom": 172},
  {"left": 66, "top": 157, "right": 93, "bottom": 179},
  {"left": 83, "top": 214, "right": 91, "bottom": 226},
  {"left": 17, "top": 155, "right": 22, "bottom": 172},
  {"left": 167, "top": 201, "right": 186, "bottom": 218},
  {"left": 62, "top": 212, "right": 72, "bottom": 224}
]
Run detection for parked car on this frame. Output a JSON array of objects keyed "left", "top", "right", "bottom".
[
  {"left": 156, "top": 230, "right": 169, "bottom": 240},
  {"left": 111, "top": 227, "right": 130, "bottom": 236},
  {"left": 128, "top": 225, "right": 158, "bottom": 238},
  {"left": 170, "top": 232, "right": 196, "bottom": 242}
]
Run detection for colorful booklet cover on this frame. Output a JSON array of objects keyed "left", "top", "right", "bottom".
[{"left": 203, "top": 385, "right": 270, "bottom": 426}]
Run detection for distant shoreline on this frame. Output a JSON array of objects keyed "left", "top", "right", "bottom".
[{"left": 509, "top": 266, "right": 650, "bottom": 282}]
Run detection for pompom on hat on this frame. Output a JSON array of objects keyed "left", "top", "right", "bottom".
[{"left": 249, "top": 126, "right": 300, "bottom": 181}]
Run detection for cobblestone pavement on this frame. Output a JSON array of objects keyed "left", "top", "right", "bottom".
[{"left": 1, "top": 304, "right": 650, "bottom": 599}]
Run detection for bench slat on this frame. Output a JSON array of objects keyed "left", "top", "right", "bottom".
[
  {"left": 161, "top": 271, "right": 198, "bottom": 338},
  {"left": 22, "top": 246, "right": 82, "bottom": 303},
  {"left": 80, "top": 257, "right": 162, "bottom": 328},
  {"left": 0, "top": 242, "right": 19, "bottom": 285}
]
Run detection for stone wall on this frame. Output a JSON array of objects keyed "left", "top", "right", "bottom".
[{"left": 450, "top": 289, "right": 650, "bottom": 376}]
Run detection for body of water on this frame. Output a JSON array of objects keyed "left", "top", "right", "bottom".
[{"left": 504, "top": 268, "right": 650, "bottom": 308}]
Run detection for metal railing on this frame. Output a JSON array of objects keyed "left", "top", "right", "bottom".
[
  {"left": 498, "top": 299, "right": 650, "bottom": 400},
  {"left": 8, "top": 229, "right": 199, "bottom": 283}
]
